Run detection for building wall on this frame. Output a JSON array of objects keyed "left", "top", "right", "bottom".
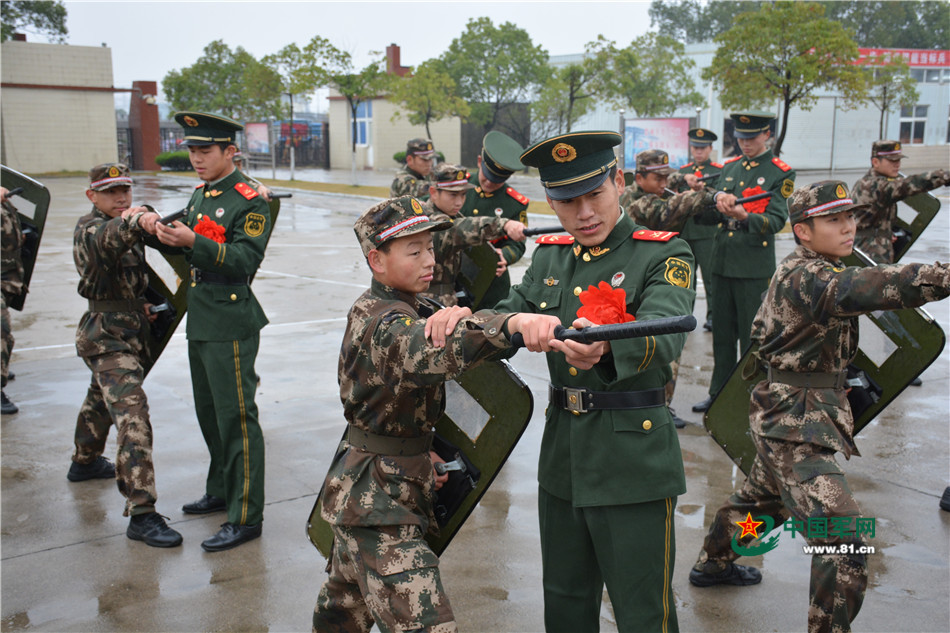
[{"left": 1, "top": 41, "right": 119, "bottom": 173}]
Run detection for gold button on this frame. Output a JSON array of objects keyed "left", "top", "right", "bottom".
[
  {"left": 739, "top": 181, "right": 745, "bottom": 186},
  {"left": 540, "top": 301, "right": 548, "bottom": 309},
  {"left": 569, "top": 394, "right": 578, "bottom": 405},
  {"left": 197, "top": 213, "right": 203, "bottom": 220},
  {"left": 473, "top": 210, "right": 479, "bottom": 215},
  {"left": 762, "top": 241, "right": 768, "bottom": 247},
  {"left": 230, "top": 293, "right": 237, "bottom": 301},
  {"left": 728, "top": 231, "right": 734, "bottom": 237},
  {"left": 190, "top": 282, "right": 196, "bottom": 287},
  {"left": 642, "top": 420, "right": 652, "bottom": 430},
  {"left": 569, "top": 367, "right": 578, "bottom": 376},
  {"left": 582, "top": 252, "right": 591, "bottom": 262},
  {"left": 204, "top": 192, "right": 210, "bottom": 198},
  {"left": 572, "top": 410, "right": 580, "bottom": 416},
  {"left": 574, "top": 287, "right": 582, "bottom": 296}
]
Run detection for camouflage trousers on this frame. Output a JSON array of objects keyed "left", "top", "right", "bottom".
[
  {"left": 314, "top": 523, "right": 457, "bottom": 633},
  {"left": 694, "top": 435, "right": 867, "bottom": 633},
  {"left": 74, "top": 351, "right": 157, "bottom": 516},
  {"left": 1, "top": 295, "right": 12, "bottom": 387}
]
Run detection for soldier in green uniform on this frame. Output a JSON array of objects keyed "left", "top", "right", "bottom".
[
  {"left": 70, "top": 164, "right": 183, "bottom": 547},
  {"left": 1, "top": 187, "right": 25, "bottom": 415},
  {"left": 692, "top": 112, "right": 795, "bottom": 413},
  {"left": 152, "top": 112, "right": 271, "bottom": 552},
  {"left": 420, "top": 163, "right": 525, "bottom": 307},
  {"left": 688, "top": 180, "right": 950, "bottom": 633},
  {"left": 390, "top": 138, "right": 436, "bottom": 199},
  {"left": 313, "top": 196, "right": 560, "bottom": 632},
  {"left": 495, "top": 131, "right": 696, "bottom": 632},
  {"left": 849, "top": 140, "right": 949, "bottom": 264},
  {"left": 459, "top": 131, "right": 531, "bottom": 308},
  {"left": 673, "top": 128, "right": 722, "bottom": 331}
]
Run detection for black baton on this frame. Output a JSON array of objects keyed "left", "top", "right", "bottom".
[
  {"left": 510, "top": 314, "right": 697, "bottom": 348},
  {"left": 523, "top": 225, "right": 567, "bottom": 237}
]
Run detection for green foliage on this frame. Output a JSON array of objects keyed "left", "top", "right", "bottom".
[
  {"left": 163, "top": 40, "right": 281, "bottom": 121},
  {"left": 262, "top": 37, "right": 351, "bottom": 119},
  {"left": 389, "top": 60, "right": 471, "bottom": 139},
  {"left": 702, "top": 1, "right": 866, "bottom": 156},
  {"left": 858, "top": 58, "right": 920, "bottom": 137},
  {"left": 154, "top": 151, "right": 193, "bottom": 171},
  {"left": 1, "top": 0, "right": 67, "bottom": 42},
  {"left": 649, "top": 0, "right": 763, "bottom": 44},
  {"left": 439, "top": 17, "right": 548, "bottom": 143},
  {"left": 532, "top": 61, "right": 598, "bottom": 138},
  {"left": 588, "top": 33, "right": 705, "bottom": 118}
]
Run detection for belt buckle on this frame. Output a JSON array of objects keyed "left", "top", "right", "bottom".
[{"left": 564, "top": 387, "right": 588, "bottom": 414}]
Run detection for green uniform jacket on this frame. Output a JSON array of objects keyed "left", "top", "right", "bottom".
[
  {"left": 696, "top": 150, "right": 794, "bottom": 279},
  {"left": 460, "top": 174, "right": 529, "bottom": 266},
  {"left": 182, "top": 170, "right": 271, "bottom": 340},
  {"left": 495, "top": 212, "right": 694, "bottom": 506},
  {"left": 674, "top": 159, "right": 722, "bottom": 241}
]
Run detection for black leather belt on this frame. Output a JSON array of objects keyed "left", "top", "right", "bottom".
[
  {"left": 724, "top": 218, "right": 748, "bottom": 231},
  {"left": 768, "top": 366, "right": 847, "bottom": 390},
  {"left": 190, "top": 268, "right": 249, "bottom": 285},
  {"left": 549, "top": 384, "right": 666, "bottom": 414},
  {"left": 346, "top": 427, "right": 434, "bottom": 456}
]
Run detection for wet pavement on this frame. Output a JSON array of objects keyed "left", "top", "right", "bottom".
[{"left": 1, "top": 170, "right": 948, "bottom": 632}]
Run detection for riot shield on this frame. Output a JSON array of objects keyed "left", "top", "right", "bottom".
[
  {"left": 1, "top": 166, "right": 51, "bottom": 311},
  {"left": 844, "top": 183, "right": 940, "bottom": 266},
  {"left": 458, "top": 243, "right": 503, "bottom": 310},
  {"left": 307, "top": 357, "right": 534, "bottom": 557},
  {"left": 703, "top": 248, "right": 946, "bottom": 475}
]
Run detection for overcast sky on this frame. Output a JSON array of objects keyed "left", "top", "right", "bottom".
[{"left": 59, "top": 0, "right": 654, "bottom": 111}]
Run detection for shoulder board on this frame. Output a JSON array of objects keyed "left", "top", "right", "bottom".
[
  {"left": 680, "top": 162, "right": 694, "bottom": 169},
  {"left": 194, "top": 183, "right": 204, "bottom": 189},
  {"left": 535, "top": 234, "right": 575, "bottom": 245},
  {"left": 772, "top": 157, "right": 792, "bottom": 172},
  {"left": 711, "top": 162, "right": 724, "bottom": 169},
  {"left": 506, "top": 186, "right": 529, "bottom": 205},
  {"left": 725, "top": 155, "right": 743, "bottom": 164},
  {"left": 234, "top": 181, "right": 259, "bottom": 200},
  {"left": 632, "top": 229, "right": 678, "bottom": 242}
]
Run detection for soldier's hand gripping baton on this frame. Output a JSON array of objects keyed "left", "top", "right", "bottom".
[
  {"left": 4, "top": 186, "right": 24, "bottom": 199},
  {"left": 706, "top": 190, "right": 772, "bottom": 208},
  {"left": 159, "top": 208, "right": 188, "bottom": 225},
  {"left": 522, "top": 225, "right": 567, "bottom": 237},
  {"left": 697, "top": 172, "right": 720, "bottom": 182},
  {"left": 510, "top": 314, "right": 697, "bottom": 348}
]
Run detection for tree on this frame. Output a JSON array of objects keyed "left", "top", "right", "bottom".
[
  {"left": 589, "top": 33, "right": 705, "bottom": 118},
  {"left": 388, "top": 60, "right": 471, "bottom": 140},
  {"left": 163, "top": 40, "right": 281, "bottom": 121},
  {"left": 858, "top": 57, "right": 920, "bottom": 138},
  {"left": 702, "top": 2, "right": 867, "bottom": 157},
  {"left": 1, "top": 0, "right": 67, "bottom": 42},
  {"left": 531, "top": 60, "right": 599, "bottom": 138},
  {"left": 439, "top": 17, "right": 548, "bottom": 146},
  {"left": 649, "top": 0, "right": 762, "bottom": 44}
]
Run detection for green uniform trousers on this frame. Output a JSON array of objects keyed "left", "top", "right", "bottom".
[
  {"left": 188, "top": 335, "right": 264, "bottom": 526},
  {"left": 539, "top": 487, "right": 678, "bottom": 633},
  {"left": 685, "top": 237, "right": 714, "bottom": 322},
  {"left": 708, "top": 274, "right": 769, "bottom": 395}
]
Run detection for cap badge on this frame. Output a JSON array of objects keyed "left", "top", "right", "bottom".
[
  {"left": 696, "top": 130, "right": 704, "bottom": 137},
  {"left": 552, "top": 143, "right": 577, "bottom": 163},
  {"left": 183, "top": 115, "right": 199, "bottom": 127},
  {"left": 894, "top": 142, "right": 901, "bottom": 151},
  {"left": 108, "top": 166, "right": 120, "bottom": 178},
  {"left": 411, "top": 198, "right": 424, "bottom": 215},
  {"left": 611, "top": 272, "right": 625, "bottom": 287},
  {"left": 835, "top": 184, "right": 847, "bottom": 199},
  {"left": 662, "top": 155, "right": 669, "bottom": 165},
  {"left": 739, "top": 116, "right": 750, "bottom": 124},
  {"left": 456, "top": 170, "right": 465, "bottom": 180}
]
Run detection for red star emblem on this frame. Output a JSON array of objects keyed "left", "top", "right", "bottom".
[{"left": 736, "top": 513, "right": 764, "bottom": 539}]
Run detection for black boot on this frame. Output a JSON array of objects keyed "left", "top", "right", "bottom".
[
  {"left": 127, "top": 512, "right": 183, "bottom": 548},
  {"left": 1, "top": 391, "right": 18, "bottom": 415},
  {"left": 67, "top": 456, "right": 115, "bottom": 482}
]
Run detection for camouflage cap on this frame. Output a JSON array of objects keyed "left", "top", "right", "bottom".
[
  {"left": 354, "top": 196, "right": 451, "bottom": 256},
  {"left": 787, "top": 180, "right": 868, "bottom": 225},
  {"left": 431, "top": 163, "right": 476, "bottom": 192},
  {"left": 520, "top": 131, "right": 621, "bottom": 201},
  {"left": 871, "top": 140, "right": 907, "bottom": 161},
  {"left": 730, "top": 111, "right": 775, "bottom": 138},
  {"left": 688, "top": 127, "right": 718, "bottom": 146},
  {"left": 174, "top": 111, "right": 242, "bottom": 147},
  {"left": 635, "top": 149, "right": 675, "bottom": 176},
  {"left": 480, "top": 130, "right": 525, "bottom": 184},
  {"left": 88, "top": 163, "right": 133, "bottom": 191},
  {"left": 407, "top": 138, "right": 435, "bottom": 159}
]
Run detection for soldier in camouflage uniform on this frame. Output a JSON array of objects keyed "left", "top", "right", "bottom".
[
  {"left": 420, "top": 163, "right": 526, "bottom": 307},
  {"left": 313, "top": 196, "right": 560, "bottom": 632},
  {"left": 390, "top": 138, "right": 436, "bottom": 199},
  {"left": 1, "top": 187, "right": 25, "bottom": 415},
  {"left": 688, "top": 180, "right": 950, "bottom": 633},
  {"left": 849, "top": 140, "right": 949, "bottom": 264},
  {"left": 71, "top": 164, "right": 183, "bottom": 548}
]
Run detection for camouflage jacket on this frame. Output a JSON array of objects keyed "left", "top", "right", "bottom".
[
  {"left": 319, "top": 278, "right": 511, "bottom": 531},
  {"left": 672, "top": 159, "right": 722, "bottom": 240},
  {"left": 73, "top": 207, "right": 153, "bottom": 359},
  {"left": 850, "top": 168, "right": 949, "bottom": 263},
  {"left": 419, "top": 202, "right": 508, "bottom": 307},
  {"left": 1, "top": 199, "right": 25, "bottom": 298},
  {"left": 460, "top": 173, "right": 529, "bottom": 265},
  {"left": 750, "top": 244, "right": 950, "bottom": 457},
  {"left": 620, "top": 183, "right": 714, "bottom": 232},
  {"left": 390, "top": 165, "right": 431, "bottom": 199}
]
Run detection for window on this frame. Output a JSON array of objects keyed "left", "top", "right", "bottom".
[
  {"left": 925, "top": 69, "right": 941, "bottom": 83},
  {"left": 899, "top": 105, "right": 928, "bottom": 144},
  {"left": 354, "top": 100, "right": 372, "bottom": 146},
  {"left": 910, "top": 68, "right": 925, "bottom": 82}
]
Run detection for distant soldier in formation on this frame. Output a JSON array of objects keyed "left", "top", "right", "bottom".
[
  {"left": 420, "top": 163, "right": 525, "bottom": 307},
  {"left": 1, "top": 186, "right": 25, "bottom": 415},
  {"left": 692, "top": 111, "right": 795, "bottom": 414},
  {"left": 390, "top": 138, "right": 436, "bottom": 199},
  {"left": 459, "top": 131, "right": 531, "bottom": 309},
  {"left": 849, "top": 140, "right": 949, "bottom": 264},
  {"left": 70, "top": 163, "right": 182, "bottom": 548},
  {"left": 689, "top": 180, "right": 950, "bottom": 633}
]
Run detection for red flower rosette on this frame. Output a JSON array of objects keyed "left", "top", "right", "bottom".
[
  {"left": 194, "top": 216, "right": 226, "bottom": 243},
  {"left": 576, "top": 281, "right": 636, "bottom": 325},
  {"left": 741, "top": 186, "right": 769, "bottom": 214}
]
